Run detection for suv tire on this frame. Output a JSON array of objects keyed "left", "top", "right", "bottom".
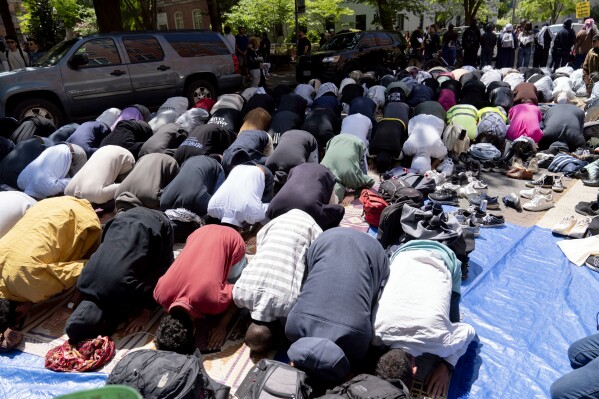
[
  {"left": 186, "top": 79, "right": 217, "bottom": 106},
  {"left": 14, "top": 98, "right": 65, "bottom": 127}
]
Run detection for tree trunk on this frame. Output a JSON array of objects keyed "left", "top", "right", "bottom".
[
  {"left": 207, "top": 0, "right": 222, "bottom": 32},
  {"left": 464, "top": 0, "right": 483, "bottom": 25},
  {"left": 93, "top": 0, "right": 123, "bottom": 33},
  {"left": 0, "top": 0, "right": 15, "bottom": 37},
  {"left": 375, "top": 0, "right": 394, "bottom": 30}
]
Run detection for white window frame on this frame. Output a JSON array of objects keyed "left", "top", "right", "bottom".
[
  {"left": 192, "top": 9, "right": 202, "bottom": 29},
  {"left": 174, "top": 11, "right": 184, "bottom": 30}
]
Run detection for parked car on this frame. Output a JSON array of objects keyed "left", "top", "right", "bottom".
[
  {"left": 296, "top": 30, "right": 406, "bottom": 83},
  {"left": 0, "top": 30, "right": 242, "bottom": 126}
]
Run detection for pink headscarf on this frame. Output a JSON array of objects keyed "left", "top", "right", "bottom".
[{"left": 585, "top": 18, "right": 595, "bottom": 30}]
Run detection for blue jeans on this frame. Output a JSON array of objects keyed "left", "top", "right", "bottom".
[
  {"left": 551, "top": 333, "right": 599, "bottom": 399},
  {"left": 517, "top": 46, "right": 531, "bottom": 68},
  {"left": 442, "top": 47, "right": 456, "bottom": 66}
]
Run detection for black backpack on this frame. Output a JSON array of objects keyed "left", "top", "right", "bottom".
[
  {"left": 318, "top": 374, "right": 411, "bottom": 399},
  {"left": 235, "top": 359, "right": 311, "bottom": 399},
  {"left": 106, "top": 349, "right": 230, "bottom": 399},
  {"left": 377, "top": 199, "right": 421, "bottom": 249}
]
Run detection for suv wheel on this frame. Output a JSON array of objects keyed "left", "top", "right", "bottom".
[
  {"left": 13, "top": 98, "right": 65, "bottom": 127},
  {"left": 187, "top": 79, "right": 217, "bottom": 106}
]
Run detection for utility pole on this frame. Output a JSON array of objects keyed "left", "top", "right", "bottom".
[
  {"left": 295, "top": 0, "right": 299, "bottom": 60},
  {"left": 511, "top": 0, "right": 518, "bottom": 24}
]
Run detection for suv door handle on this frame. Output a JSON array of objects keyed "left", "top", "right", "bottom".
[
  {"left": 110, "top": 70, "right": 126, "bottom": 76},
  {"left": 157, "top": 65, "right": 170, "bottom": 71}
]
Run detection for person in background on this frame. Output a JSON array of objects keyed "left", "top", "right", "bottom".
[
  {"left": 409, "top": 27, "right": 424, "bottom": 67},
  {"left": 246, "top": 37, "right": 263, "bottom": 88},
  {"left": 516, "top": 22, "right": 534, "bottom": 68},
  {"left": 576, "top": 18, "right": 597, "bottom": 70},
  {"left": 552, "top": 18, "right": 576, "bottom": 71},
  {"left": 224, "top": 26, "right": 236, "bottom": 53},
  {"left": 496, "top": 24, "right": 516, "bottom": 69},
  {"left": 319, "top": 33, "right": 328, "bottom": 47},
  {"left": 259, "top": 32, "right": 271, "bottom": 63},
  {"left": 442, "top": 24, "right": 458, "bottom": 67},
  {"left": 26, "top": 37, "right": 44, "bottom": 66},
  {"left": 480, "top": 23, "right": 497, "bottom": 68},
  {"left": 462, "top": 19, "right": 481, "bottom": 67},
  {"left": 583, "top": 35, "right": 599, "bottom": 94},
  {"left": 533, "top": 23, "right": 553, "bottom": 68},
  {"left": 297, "top": 28, "right": 311, "bottom": 57},
  {"left": 424, "top": 24, "right": 440, "bottom": 62},
  {"left": 236, "top": 27, "right": 249, "bottom": 83},
  {"left": 4, "top": 35, "right": 28, "bottom": 70},
  {"left": 0, "top": 42, "right": 9, "bottom": 72}
]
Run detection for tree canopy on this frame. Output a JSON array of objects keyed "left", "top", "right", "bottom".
[
  {"left": 517, "top": 0, "right": 577, "bottom": 24},
  {"left": 353, "top": 0, "right": 424, "bottom": 30},
  {"left": 300, "top": 0, "right": 354, "bottom": 32}
]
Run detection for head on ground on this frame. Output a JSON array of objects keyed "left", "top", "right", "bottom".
[
  {"left": 245, "top": 321, "right": 274, "bottom": 353},
  {"left": 375, "top": 348, "right": 416, "bottom": 390},
  {"left": 155, "top": 308, "right": 195, "bottom": 354},
  {"left": 375, "top": 151, "right": 394, "bottom": 173},
  {"left": 0, "top": 299, "right": 17, "bottom": 333}
]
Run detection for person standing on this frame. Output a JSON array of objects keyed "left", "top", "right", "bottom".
[
  {"left": 462, "top": 19, "right": 481, "bottom": 67},
  {"left": 442, "top": 24, "right": 458, "bottom": 67},
  {"left": 480, "top": 23, "right": 497, "bottom": 68},
  {"left": 576, "top": 18, "right": 597, "bottom": 70},
  {"left": 26, "top": 38, "right": 44, "bottom": 66},
  {"left": 4, "top": 35, "right": 28, "bottom": 70},
  {"left": 224, "top": 26, "right": 236, "bottom": 53},
  {"left": 516, "top": 22, "right": 534, "bottom": 68},
  {"left": 0, "top": 42, "right": 9, "bottom": 72},
  {"left": 583, "top": 35, "right": 599, "bottom": 94},
  {"left": 259, "top": 32, "right": 271, "bottom": 62},
  {"left": 424, "top": 24, "right": 440, "bottom": 62},
  {"left": 496, "top": 24, "right": 516, "bottom": 69},
  {"left": 246, "top": 37, "right": 263, "bottom": 88},
  {"left": 409, "top": 27, "right": 424, "bottom": 67},
  {"left": 235, "top": 27, "right": 249, "bottom": 83},
  {"left": 297, "top": 28, "right": 311, "bottom": 57},
  {"left": 533, "top": 23, "right": 553, "bottom": 68},
  {"left": 552, "top": 18, "right": 576, "bottom": 71}
]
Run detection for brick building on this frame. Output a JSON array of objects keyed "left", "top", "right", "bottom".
[
  {"left": 0, "top": 0, "right": 22, "bottom": 38},
  {"left": 156, "top": 0, "right": 211, "bottom": 31}
]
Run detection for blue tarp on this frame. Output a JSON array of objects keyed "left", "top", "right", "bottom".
[{"left": 0, "top": 223, "right": 597, "bottom": 398}]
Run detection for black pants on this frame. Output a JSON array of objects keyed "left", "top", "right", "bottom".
[{"left": 463, "top": 48, "right": 478, "bottom": 67}]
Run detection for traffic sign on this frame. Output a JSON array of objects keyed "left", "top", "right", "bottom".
[{"left": 576, "top": 1, "right": 590, "bottom": 18}]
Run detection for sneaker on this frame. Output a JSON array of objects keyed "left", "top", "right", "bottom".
[
  {"left": 436, "top": 182, "right": 461, "bottom": 191},
  {"left": 479, "top": 213, "right": 505, "bottom": 227},
  {"left": 512, "top": 157, "right": 524, "bottom": 170},
  {"left": 585, "top": 255, "right": 599, "bottom": 272},
  {"left": 525, "top": 174, "right": 555, "bottom": 188},
  {"left": 468, "top": 178, "right": 488, "bottom": 189},
  {"left": 467, "top": 193, "right": 500, "bottom": 210},
  {"left": 452, "top": 208, "right": 486, "bottom": 223},
  {"left": 551, "top": 215, "right": 577, "bottom": 235},
  {"left": 429, "top": 188, "right": 459, "bottom": 205},
  {"left": 552, "top": 176, "right": 564, "bottom": 193},
  {"left": 502, "top": 193, "right": 522, "bottom": 212},
  {"left": 425, "top": 170, "right": 446, "bottom": 185},
  {"left": 523, "top": 194, "right": 554, "bottom": 211},
  {"left": 575, "top": 201, "right": 599, "bottom": 217},
  {"left": 436, "top": 158, "right": 454, "bottom": 176},
  {"left": 520, "top": 187, "right": 552, "bottom": 199},
  {"left": 568, "top": 217, "right": 592, "bottom": 239},
  {"left": 458, "top": 182, "right": 479, "bottom": 198},
  {"left": 526, "top": 157, "right": 539, "bottom": 173},
  {"left": 461, "top": 216, "right": 481, "bottom": 237}
]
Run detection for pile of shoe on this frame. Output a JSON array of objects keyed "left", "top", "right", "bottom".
[
  {"left": 518, "top": 174, "right": 564, "bottom": 211},
  {"left": 452, "top": 205, "right": 505, "bottom": 232},
  {"left": 505, "top": 157, "right": 538, "bottom": 180},
  {"left": 552, "top": 215, "right": 594, "bottom": 238}
]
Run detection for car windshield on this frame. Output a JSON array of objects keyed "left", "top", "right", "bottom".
[
  {"left": 321, "top": 32, "right": 362, "bottom": 51},
  {"left": 35, "top": 38, "right": 79, "bottom": 67}
]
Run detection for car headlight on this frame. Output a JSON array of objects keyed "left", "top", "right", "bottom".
[{"left": 322, "top": 56, "right": 340, "bottom": 63}]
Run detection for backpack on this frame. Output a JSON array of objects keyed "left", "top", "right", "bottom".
[
  {"left": 501, "top": 32, "right": 514, "bottom": 48},
  {"left": 383, "top": 169, "right": 436, "bottom": 196},
  {"left": 359, "top": 189, "right": 389, "bottom": 227},
  {"left": 235, "top": 359, "right": 311, "bottom": 399},
  {"left": 377, "top": 199, "right": 422, "bottom": 249},
  {"left": 106, "top": 349, "right": 230, "bottom": 399},
  {"left": 318, "top": 374, "right": 411, "bottom": 399},
  {"left": 442, "top": 122, "right": 470, "bottom": 156},
  {"left": 377, "top": 179, "right": 409, "bottom": 203}
]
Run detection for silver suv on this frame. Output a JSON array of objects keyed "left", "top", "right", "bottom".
[{"left": 0, "top": 30, "right": 242, "bottom": 126}]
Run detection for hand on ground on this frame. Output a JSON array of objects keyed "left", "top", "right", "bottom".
[{"left": 425, "top": 362, "right": 451, "bottom": 399}]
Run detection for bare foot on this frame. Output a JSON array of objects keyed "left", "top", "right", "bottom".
[{"left": 0, "top": 328, "right": 23, "bottom": 352}]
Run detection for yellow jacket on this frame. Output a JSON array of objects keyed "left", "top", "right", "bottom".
[{"left": 0, "top": 196, "right": 101, "bottom": 303}]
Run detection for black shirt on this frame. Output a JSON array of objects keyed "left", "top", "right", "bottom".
[
  {"left": 174, "top": 124, "right": 236, "bottom": 165},
  {"left": 265, "top": 130, "right": 317, "bottom": 174},
  {"left": 269, "top": 111, "right": 304, "bottom": 146},
  {"left": 208, "top": 108, "right": 242, "bottom": 132},
  {"left": 297, "top": 36, "right": 311, "bottom": 56},
  {"left": 302, "top": 108, "right": 339, "bottom": 149}
]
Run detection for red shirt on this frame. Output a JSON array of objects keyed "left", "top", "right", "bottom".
[{"left": 153, "top": 225, "right": 245, "bottom": 318}]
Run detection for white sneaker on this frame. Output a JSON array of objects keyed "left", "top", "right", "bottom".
[
  {"left": 523, "top": 194, "right": 554, "bottom": 211},
  {"left": 458, "top": 182, "right": 480, "bottom": 198},
  {"left": 568, "top": 217, "right": 592, "bottom": 239},
  {"left": 552, "top": 176, "right": 564, "bottom": 193},
  {"left": 436, "top": 182, "right": 461, "bottom": 191},
  {"left": 551, "top": 215, "right": 577, "bottom": 235},
  {"left": 436, "top": 158, "right": 454, "bottom": 176},
  {"left": 468, "top": 178, "right": 488, "bottom": 189},
  {"left": 425, "top": 170, "right": 446, "bottom": 185},
  {"left": 520, "top": 187, "right": 552, "bottom": 199}
]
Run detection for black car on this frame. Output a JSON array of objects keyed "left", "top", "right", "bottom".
[{"left": 296, "top": 30, "right": 406, "bottom": 83}]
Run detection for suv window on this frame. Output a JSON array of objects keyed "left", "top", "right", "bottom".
[
  {"left": 375, "top": 33, "right": 392, "bottom": 46},
  {"left": 123, "top": 35, "right": 165, "bottom": 63},
  {"left": 359, "top": 33, "right": 376, "bottom": 48},
  {"left": 75, "top": 38, "right": 121, "bottom": 66},
  {"left": 165, "top": 32, "right": 230, "bottom": 57},
  {"left": 321, "top": 32, "right": 362, "bottom": 51}
]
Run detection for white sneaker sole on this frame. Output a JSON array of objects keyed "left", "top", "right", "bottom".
[{"left": 523, "top": 204, "right": 554, "bottom": 212}]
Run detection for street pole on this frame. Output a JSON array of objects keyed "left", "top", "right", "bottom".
[
  {"left": 295, "top": 0, "right": 299, "bottom": 61},
  {"left": 511, "top": 0, "right": 518, "bottom": 24}
]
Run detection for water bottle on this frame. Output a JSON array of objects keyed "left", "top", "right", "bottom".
[{"left": 480, "top": 199, "right": 488, "bottom": 213}]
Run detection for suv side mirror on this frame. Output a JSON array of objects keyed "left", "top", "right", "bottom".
[{"left": 69, "top": 53, "right": 89, "bottom": 69}]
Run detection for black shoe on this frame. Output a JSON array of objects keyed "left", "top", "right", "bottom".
[
  {"left": 502, "top": 193, "right": 522, "bottom": 212},
  {"left": 479, "top": 213, "right": 505, "bottom": 227},
  {"left": 585, "top": 255, "right": 599, "bottom": 272},
  {"left": 575, "top": 201, "right": 599, "bottom": 216},
  {"left": 525, "top": 174, "right": 554, "bottom": 188},
  {"left": 467, "top": 193, "right": 500, "bottom": 209},
  {"left": 429, "top": 189, "right": 459, "bottom": 205}
]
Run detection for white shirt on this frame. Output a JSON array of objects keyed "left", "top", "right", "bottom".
[
  {"left": 404, "top": 114, "right": 447, "bottom": 159},
  {"left": 224, "top": 33, "right": 237, "bottom": 53},
  {"left": 0, "top": 191, "right": 37, "bottom": 239},
  {"left": 373, "top": 249, "right": 476, "bottom": 366},
  {"left": 17, "top": 144, "right": 72, "bottom": 199},
  {"left": 207, "top": 165, "right": 268, "bottom": 227},
  {"left": 64, "top": 145, "right": 135, "bottom": 204},
  {"left": 7, "top": 48, "right": 28, "bottom": 70},
  {"left": 233, "top": 209, "right": 322, "bottom": 322},
  {"left": 341, "top": 113, "right": 372, "bottom": 148}
]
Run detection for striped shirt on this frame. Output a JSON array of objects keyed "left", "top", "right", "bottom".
[{"left": 233, "top": 209, "right": 322, "bottom": 322}]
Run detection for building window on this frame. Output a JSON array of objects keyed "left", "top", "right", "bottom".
[
  {"left": 192, "top": 9, "right": 202, "bottom": 29},
  {"left": 356, "top": 14, "right": 366, "bottom": 31},
  {"left": 174, "top": 11, "right": 184, "bottom": 29},
  {"left": 396, "top": 13, "right": 405, "bottom": 31}
]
